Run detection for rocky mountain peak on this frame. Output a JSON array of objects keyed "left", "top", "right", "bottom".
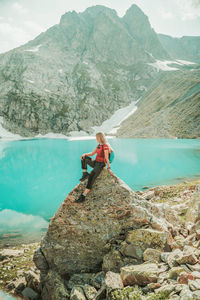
[
  {"left": 124, "top": 3, "right": 148, "bottom": 20},
  {"left": 59, "top": 10, "right": 80, "bottom": 27},
  {"left": 82, "top": 5, "right": 117, "bottom": 18},
  {"left": 123, "top": 4, "right": 171, "bottom": 60}
]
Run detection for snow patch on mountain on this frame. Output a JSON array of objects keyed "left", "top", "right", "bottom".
[
  {"left": 24, "top": 44, "right": 42, "bottom": 52},
  {"left": 92, "top": 99, "right": 140, "bottom": 135}
]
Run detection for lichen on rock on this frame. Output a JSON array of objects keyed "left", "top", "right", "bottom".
[
  {"left": 35, "top": 169, "right": 162, "bottom": 277},
  {"left": 32, "top": 169, "right": 178, "bottom": 298}
]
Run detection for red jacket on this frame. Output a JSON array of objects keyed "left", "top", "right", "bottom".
[{"left": 95, "top": 144, "right": 109, "bottom": 162}]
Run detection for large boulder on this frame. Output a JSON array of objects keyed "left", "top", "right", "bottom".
[
  {"left": 143, "top": 248, "right": 162, "bottom": 263},
  {"left": 119, "top": 228, "right": 171, "bottom": 260},
  {"left": 35, "top": 170, "right": 167, "bottom": 276},
  {"left": 33, "top": 169, "right": 175, "bottom": 298},
  {"left": 120, "top": 262, "right": 160, "bottom": 286},
  {"left": 104, "top": 271, "right": 123, "bottom": 297}
]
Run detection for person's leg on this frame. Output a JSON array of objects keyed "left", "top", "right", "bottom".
[
  {"left": 80, "top": 157, "right": 97, "bottom": 195},
  {"left": 76, "top": 162, "right": 105, "bottom": 203},
  {"left": 85, "top": 163, "right": 105, "bottom": 191},
  {"left": 81, "top": 155, "right": 95, "bottom": 169},
  {"left": 80, "top": 156, "right": 95, "bottom": 181}
]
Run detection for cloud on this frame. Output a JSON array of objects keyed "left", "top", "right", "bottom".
[
  {"left": 23, "top": 20, "right": 44, "bottom": 33},
  {"left": 0, "top": 18, "right": 45, "bottom": 53},
  {"left": 0, "top": 209, "right": 48, "bottom": 233},
  {"left": 190, "top": 0, "right": 200, "bottom": 8},
  {"left": 176, "top": 0, "right": 200, "bottom": 20},
  {"left": 12, "top": 2, "right": 28, "bottom": 14},
  {"left": 0, "top": 21, "right": 32, "bottom": 53},
  {"left": 0, "top": 22, "right": 31, "bottom": 42},
  {"left": 160, "top": 9, "right": 175, "bottom": 20}
]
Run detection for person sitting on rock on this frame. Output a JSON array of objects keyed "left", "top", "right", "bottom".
[{"left": 76, "top": 132, "right": 113, "bottom": 203}]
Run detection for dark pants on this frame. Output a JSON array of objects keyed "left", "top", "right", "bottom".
[{"left": 81, "top": 155, "right": 106, "bottom": 189}]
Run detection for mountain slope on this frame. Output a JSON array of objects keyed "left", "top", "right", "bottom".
[
  {"left": 158, "top": 34, "right": 200, "bottom": 63},
  {"left": 116, "top": 67, "right": 200, "bottom": 139}
]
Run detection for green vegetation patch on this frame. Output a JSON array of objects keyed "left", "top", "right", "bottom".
[
  {"left": 0, "top": 243, "right": 39, "bottom": 289},
  {"left": 109, "top": 286, "right": 143, "bottom": 300}
]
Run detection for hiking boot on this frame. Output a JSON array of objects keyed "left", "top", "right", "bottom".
[
  {"left": 79, "top": 171, "right": 89, "bottom": 182},
  {"left": 75, "top": 193, "right": 86, "bottom": 203}
]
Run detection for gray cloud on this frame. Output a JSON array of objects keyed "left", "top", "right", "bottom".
[
  {"left": 191, "top": 0, "right": 200, "bottom": 8},
  {"left": 0, "top": 0, "right": 14, "bottom": 6}
]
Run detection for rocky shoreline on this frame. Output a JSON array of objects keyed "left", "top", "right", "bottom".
[
  {"left": 0, "top": 175, "right": 200, "bottom": 299},
  {"left": 0, "top": 231, "right": 47, "bottom": 251}
]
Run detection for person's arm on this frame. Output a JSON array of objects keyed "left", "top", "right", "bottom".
[
  {"left": 104, "top": 149, "right": 110, "bottom": 169},
  {"left": 86, "top": 148, "right": 97, "bottom": 156},
  {"left": 81, "top": 148, "right": 97, "bottom": 159},
  {"left": 103, "top": 145, "right": 113, "bottom": 174}
]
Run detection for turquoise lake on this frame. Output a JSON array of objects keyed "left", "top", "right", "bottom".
[{"left": 0, "top": 138, "right": 200, "bottom": 238}]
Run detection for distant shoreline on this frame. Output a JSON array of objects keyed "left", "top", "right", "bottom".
[
  {"left": 0, "top": 230, "right": 46, "bottom": 250},
  {"left": 140, "top": 173, "right": 200, "bottom": 190},
  {"left": 1, "top": 135, "right": 200, "bottom": 142}
]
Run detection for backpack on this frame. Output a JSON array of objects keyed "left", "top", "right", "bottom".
[
  {"left": 101, "top": 143, "right": 115, "bottom": 164},
  {"left": 109, "top": 150, "right": 115, "bottom": 163}
]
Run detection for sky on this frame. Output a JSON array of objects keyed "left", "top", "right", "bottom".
[{"left": 0, "top": 0, "right": 199, "bottom": 54}]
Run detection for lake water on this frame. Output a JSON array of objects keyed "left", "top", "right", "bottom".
[
  {"left": 0, "top": 138, "right": 200, "bottom": 242},
  {"left": 0, "top": 290, "right": 17, "bottom": 300}
]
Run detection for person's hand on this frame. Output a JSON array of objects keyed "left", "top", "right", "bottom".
[
  {"left": 107, "top": 168, "right": 114, "bottom": 175},
  {"left": 81, "top": 154, "right": 86, "bottom": 160}
]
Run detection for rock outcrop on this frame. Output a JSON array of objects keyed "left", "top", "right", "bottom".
[
  {"left": 33, "top": 169, "right": 180, "bottom": 299},
  {"left": 35, "top": 171, "right": 161, "bottom": 275}
]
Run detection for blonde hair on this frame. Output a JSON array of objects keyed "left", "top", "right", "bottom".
[{"left": 96, "top": 132, "right": 113, "bottom": 152}]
